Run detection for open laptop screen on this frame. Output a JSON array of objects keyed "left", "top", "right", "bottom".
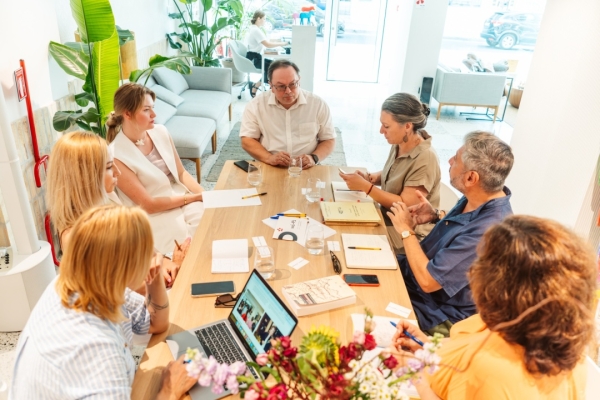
[{"left": 228, "top": 271, "right": 297, "bottom": 357}]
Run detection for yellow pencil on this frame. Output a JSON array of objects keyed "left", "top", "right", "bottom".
[{"left": 242, "top": 192, "right": 267, "bottom": 199}]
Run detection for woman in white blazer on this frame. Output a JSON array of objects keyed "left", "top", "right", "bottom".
[{"left": 106, "top": 83, "right": 205, "bottom": 254}]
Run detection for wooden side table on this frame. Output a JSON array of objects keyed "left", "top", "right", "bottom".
[{"left": 509, "top": 87, "right": 524, "bottom": 108}]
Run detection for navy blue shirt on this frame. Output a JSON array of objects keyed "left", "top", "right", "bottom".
[{"left": 398, "top": 187, "right": 513, "bottom": 331}]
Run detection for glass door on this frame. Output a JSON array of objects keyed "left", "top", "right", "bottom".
[{"left": 324, "top": 0, "right": 387, "bottom": 82}]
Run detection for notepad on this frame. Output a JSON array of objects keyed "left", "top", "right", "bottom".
[
  {"left": 331, "top": 181, "right": 374, "bottom": 203},
  {"left": 320, "top": 202, "right": 381, "bottom": 226},
  {"left": 202, "top": 189, "right": 263, "bottom": 208},
  {"left": 341, "top": 234, "right": 397, "bottom": 270},
  {"left": 211, "top": 239, "right": 249, "bottom": 273}
]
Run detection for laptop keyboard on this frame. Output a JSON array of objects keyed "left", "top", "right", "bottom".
[{"left": 194, "top": 322, "right": 259, "bottom": 379}]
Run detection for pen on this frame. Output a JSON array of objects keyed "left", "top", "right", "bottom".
[
  {"left": 335, "top": 189, "right": 362, "bottom": 192},
  {"left": 174, "top": 239, "right": 181, "bottom": 251},
  {"left": 390, "top": 321, "right": 424, "bottom": 346},
  {"left": 242, "top": 192, "right": 267, "bottom": 199},
  {"left": 348, "top": 246, "right": 381, "bottom": 250},
  {"left": 270, "top": 213, "right": 307, "bottom": 219}
]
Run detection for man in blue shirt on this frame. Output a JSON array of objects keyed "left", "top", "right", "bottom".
[{"left": 387, "top": 131, "right": 514, "bottom": 335}]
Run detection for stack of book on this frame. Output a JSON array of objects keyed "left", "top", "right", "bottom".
[
  {"left": 319, "top": 202, "right": 381, "bottom": 226},
  {"left": 281, "top": 275, "right": 357, "bottom": 317}
]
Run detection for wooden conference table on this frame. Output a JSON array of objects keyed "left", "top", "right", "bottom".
[{"left": 131, "top": 161, "right": 414, "bottom": 400}]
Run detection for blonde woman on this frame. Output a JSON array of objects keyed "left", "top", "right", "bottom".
[
  {"left": 10, "top": 206, "right": 195, "bottom": 399},
  {"left": 46, "top": 131, "right": 187, "bottom": 286},
  {"left": 106, "top": 83, "right": 204, "bottom": 254}
]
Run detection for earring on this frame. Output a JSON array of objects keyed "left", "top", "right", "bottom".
[{"left": 402, "top": 133, "right": 408, "bottom": 143}]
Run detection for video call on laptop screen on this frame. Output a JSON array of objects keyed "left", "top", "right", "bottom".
[{"left": 228, "top": 273, "right": 296, "bottom": 356}]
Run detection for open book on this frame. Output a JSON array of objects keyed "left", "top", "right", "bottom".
[
  {"left": 281, "top": 275, "right": 356, "bottom": 317},
  {"left": 331, "top": 181, "right": 374, "bottom": 203}
]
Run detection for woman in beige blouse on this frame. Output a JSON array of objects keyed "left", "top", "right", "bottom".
[{"left": 340, "top": 93, "right": 441, "bottom": 250}]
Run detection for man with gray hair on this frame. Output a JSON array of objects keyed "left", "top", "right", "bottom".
[{"left": 387, "top": 131, "right": 514, "bottom": 336}]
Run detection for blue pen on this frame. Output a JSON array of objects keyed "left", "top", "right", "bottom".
[{"left": 390, "top": 321, "right": 424, "bottom": 346}]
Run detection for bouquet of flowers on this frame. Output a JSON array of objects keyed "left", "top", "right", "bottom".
[{"left": 186, "top": 310, "right": 443, "bottom": 399}]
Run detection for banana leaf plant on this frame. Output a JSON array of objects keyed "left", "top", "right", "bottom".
[{"left": 167, "top": 0, "right": 243, "bottom": 67}]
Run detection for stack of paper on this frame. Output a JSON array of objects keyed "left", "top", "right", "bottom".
[
  {"left": 341, "top": 234, "right": 397, "bottom": 270},
  {"left": 331, "top": 181, "right": 374, "bottom": 203},
  {"left": 262, "top": 209, "right": 336, "bottom": 246},
  {"left": 211, "top": 239, "right": 249, "bottom": 273},
  {"left": 281, "top": 275, "right": 356, "bottom": 317}
]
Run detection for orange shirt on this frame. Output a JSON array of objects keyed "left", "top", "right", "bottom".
[{"left": 427, "top": 315, "right": 587, "bottom": 399}]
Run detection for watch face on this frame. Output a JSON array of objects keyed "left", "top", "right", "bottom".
[{"left": 401, "top": 230, "right": 413, "bottom": 239}]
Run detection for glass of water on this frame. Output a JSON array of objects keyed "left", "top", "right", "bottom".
[
  {"left": 306, "top": 224, "right": 324, "bottom": 255},
  {"left": 254, "top": 246, "right": 275, "bottom": 279},
  {"left": 305, "top": 178, "right": 322, "bottom": 203},
  {"left": 288, "top": 156, "right": 302, "bottom": 177},
  {"left": 247, "top": 163, "right": 262, "bottom": 186}
]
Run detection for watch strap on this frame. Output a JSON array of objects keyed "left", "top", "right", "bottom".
[{"left": 310, "top": 153, "right": 319, "bottom": 164}]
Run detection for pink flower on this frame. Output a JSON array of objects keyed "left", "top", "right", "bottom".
[
  {"left": 280, "top": 336, "right": 291, "bottom": 349},
  {"left": 245, "top": 389, "right": 260, "bottom": 400},
  {"left": 382, "top": 355, "right": 398, "bottom": 369},
  {"left": 226, "top": 374, "right": 240, "bottom": 394},
  {"left": 256, "top": 353, "right": 269, "bottom": 366},
  {"left": 282, "top": 347, "right": 297, "bottom": 358},
  {"left": 267, "top": 383, "right": 288, "bottom": 399},
  {"left": 363, "top": 333, "right": 377, "bottom": 350},
  {"left": 229, "top": 361, "right": 247, "bottom": 375},
  {"left": 353, "top": 331, "right": 365, "bottom": 345},
  {"left": 197, "top": 370, "right": 212, "bottom": 387},
  {"left": 212, "top": 363, "right": 229, "bottom": 386}
]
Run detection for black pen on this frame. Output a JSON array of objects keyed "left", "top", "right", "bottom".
[{"left": 242, "top": 192, "right": 267, "bottom": 199}]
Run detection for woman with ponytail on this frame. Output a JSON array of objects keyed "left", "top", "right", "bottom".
[
  {"left": 106, "top": 83, "right": 204, "bottom": 254},
  {"left": 339, "top": 93, "right": 441, "bottom": 251}
]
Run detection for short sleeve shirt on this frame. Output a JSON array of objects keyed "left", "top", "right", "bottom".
[
  {"left": 381, "top": 138, "right": 441, "bottom": 250},
  {"left": 239, "top": 89, "right": 336, "bottom": 156},
  {"left": 398, "top": 187, "right": 513, "bottom": 331},
  {"left": 427, "top": 315, "right": 587, "bottom": 400},
  {"left": 246, "top": 25, "right": 267, "bottom": 53}
]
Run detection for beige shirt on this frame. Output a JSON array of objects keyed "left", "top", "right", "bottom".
[
  {"left": 380, "top": 137, "right": 441, "bottom": 252},
  {"left": 239, "top": 89, "right": 336, "bottom": 156}
]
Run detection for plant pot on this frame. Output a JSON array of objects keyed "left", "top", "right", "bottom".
[{"left": 220, "top": 58, "right": 245, "bottom": 84}]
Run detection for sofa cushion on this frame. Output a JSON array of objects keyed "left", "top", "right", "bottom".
[
  {"left": 176, "top": 90, "right": 231, "bottom": 121},
  {"left": 153, "top": 98, "right": 177, "bottom": 125},
  {"left": 143, "top": 76, "right": 158, "bottom": 88},
  {"left": 152, "top": 84, "right": 185, "bottom": 107},
  {"left": 152, "top": 67, "right": 189, "bottom": 95},
  {"left": 165, "top": 116, "right": 216, "bottom": 159}
]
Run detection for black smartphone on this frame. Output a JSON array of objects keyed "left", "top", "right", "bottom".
[
  {"left": 191, "top": 281, "right": 235, "bottom": 297},
  {"left": 343, "top": 274, "right": 380, "bottom": 287},
  {"left": 234, "top": 160, "right": 250, "bottom": 172}
]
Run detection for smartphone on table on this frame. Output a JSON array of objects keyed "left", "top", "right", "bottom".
[
  {"left": 234, "top": 160, "right": 250, "bottom": 172},
  {"left": 191, "top": 281, "right": 236, "bottom": 297},
  {"left": 343, "top": 274, "right": 380, "bottom": 287}
]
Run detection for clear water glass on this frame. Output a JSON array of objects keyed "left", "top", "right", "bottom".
[
  {"left": 247, "top": 163, "right": 262, "bottom": 186},
  {"left": 288, "top": 156, "right": 302, "bottom": 177},
  {"left": 254, "top": 246, "right": 275, "bottom": 279},
  {"left": 306, "top": 224, "right": 324, "bottom": 255},
  {"left": 305, "top": 178, "right": 322, "bottom": 203}
]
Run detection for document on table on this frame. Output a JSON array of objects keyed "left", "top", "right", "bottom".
[
  {"left": 331, "top": 181, "right": 374, "bottom": 203},
  {"left": 211, "top": 239, "right": 249, "bottom": 273},
  {"left": 341, "top": 234, "right": 397, "bottom": 270},
  {"left": 202, "top": 188, "right": 263, "bottom": 209},
  {"left": 351, "top": 314, "right": 418, "bottom": 348},
  {"left": 262, "top": 209, "right": 336, "bottom": 247}
]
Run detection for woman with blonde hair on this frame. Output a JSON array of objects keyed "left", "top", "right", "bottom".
[
  {"left": 106, "top": 83, "right": 204, "bottom": 254},
  {"left": 392, "top": 215, "right": 594, "bottom": 399},
  {"left": 10, "top": 205, "right": 195, "bottom": 399}
]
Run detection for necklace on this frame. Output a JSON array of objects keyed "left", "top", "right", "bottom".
[{"left": 134, "top": 131, "right": 147, "bottom": 146}]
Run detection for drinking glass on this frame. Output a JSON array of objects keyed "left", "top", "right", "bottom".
[
  {"left": 254, "top": 246, "right": 275, "bottom": 279},
  {"left": 306, "top": 224, "right": 324, "bottom": 255},
  {"left": 288, "top": 156, "right": 302, "bottom": 177},
  {"left": 305, "top": 178, "right": 322, "bottom": 203},
  {"left": 247, "top": 163, "right": 262, "bottom": 186}
]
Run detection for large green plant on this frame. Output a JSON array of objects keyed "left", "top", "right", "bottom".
[{"left": 167, "top": 0, "right": 243, "bottom": 67}]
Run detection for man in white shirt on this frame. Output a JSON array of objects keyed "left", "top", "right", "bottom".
[{"left": 240, "top": 60, "right": 336, "bottom": 168}]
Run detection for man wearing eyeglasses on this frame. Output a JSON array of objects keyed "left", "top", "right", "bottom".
[{"left": 240, "top": 60, "right": 336, "bottom": 169}]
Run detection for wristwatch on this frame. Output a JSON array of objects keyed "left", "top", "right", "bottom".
[
  {"left": 431, "top": 209, "right": 446, "bottom": 224},
  {"left": 309, "top": 154, "right": 319, "bottom": 165},
  {"left": 401, "top": 230, "right": 416, "bottom": 240}
]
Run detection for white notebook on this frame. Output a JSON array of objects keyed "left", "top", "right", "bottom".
[
  {"left": 211, "top": 239, "right": 249, "bottom": 273},
  {"left": 331, "top": 181, "right": 374, "bottom": 203},
  {"left": 341, "top": 234, "right": 397, "bottom": 270}
]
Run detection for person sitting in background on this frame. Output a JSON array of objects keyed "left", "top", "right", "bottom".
[
  {"left": 388, "top": 131, "right": 514, "bottom": 336},
  {"left": 107, "top": 83, "right": 204, "bottom": 255},
  {"left": 10, "top": 205, "right": 195, "bottom": 400},
  {"left": 46, "top": 130, "right": 187, "bottom": 287},
  {"left": 340, "top": 92, "right": 440, "bottom": 253},
  {"left": 392, "top": 215, "right": 593, "bottom": 399},
  {"left": 240, "top": 59, "right": 335, "bottom": 169},
  {"left": 245, "top": 10, "right": 290, "bottom": 97}
]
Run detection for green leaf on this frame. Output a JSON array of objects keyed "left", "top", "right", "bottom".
[
  {"left": 75, "top": 120, "right": 92, "bottom": 131},
  {"left": 63, "top": 41, "right": 91, "bottom": 57},
  {"left": 178, "top": 0, "right": 198, "bottom": 4},
  {"left": 183, "top": 21, "right": 208, "bottom": 36},
  {"left": 168, "top": 12, "right": 183, "bottom": 19},
  {"left": 91, "top": 30, "right": 120, "bottom": 132},
  {"left": 128, "top": 69, "right": 145, "bottom": 83},
  {"left": 53, "top": 110, "right": 84, "bottom": 131},
  {"left": 70, "top": 0, "right": 115, "bottom": 43},
  {"left": 74, "top": 92, "right": 95, "bottom": 107},
  {"left": 48, "top": 41, "right": 89, "bottom": 80},
  {"left": 116, "top": 26, "right": 134, "bottom": 46},
  {"left": 200, "top": 0, "right": 213, "bottom": 12},
  {"left": 166, "top": 33, "right": 183, "bottom": 49}
]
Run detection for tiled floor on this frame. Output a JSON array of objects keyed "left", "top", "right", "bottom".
[{"left": 0, "top": 79, "right": 515, "bottom": 392}]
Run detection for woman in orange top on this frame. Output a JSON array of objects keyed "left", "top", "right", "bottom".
[{"left": 392, "top": 215, "right": 595, "bottom": 399}]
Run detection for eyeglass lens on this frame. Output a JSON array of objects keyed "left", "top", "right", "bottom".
[{"left": 274, "top": 81, "right": 298, "bottom": 92}]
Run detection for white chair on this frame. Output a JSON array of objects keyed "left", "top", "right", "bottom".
[
  {"left": 439, "top": 181, "right": 460, "bottom": 212},
  {"left": 586, "top": 356, "right": 600, "bottom": 400},
  {"left": 230, "top": 40, "right": 262, "bottom": 99}
]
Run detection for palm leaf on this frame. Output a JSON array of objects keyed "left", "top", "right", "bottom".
[
  {"left": 70, "top": 0, "right": 115, "bottom": 43},
  {"left": 48, "top": 41, "right": 89, "bottom": 80},
  {"left": 91, "top": 30, "right": 120, "bottom": 131}
]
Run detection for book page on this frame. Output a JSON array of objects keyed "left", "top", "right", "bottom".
[
  {"left": 341, "top": 234, "right": 397, "bottom": 270},
  {"left": 211, "top": 239, "right": 249, "bottom": 273},
  {"left": 331, "top": 181, "right": 373, "bottom": 203},
  {"left": 282, "top": 275, "right": 355, "bottom": 305},
  {"left": 320, "top": 202, "right": 381, "bottom": 222}
]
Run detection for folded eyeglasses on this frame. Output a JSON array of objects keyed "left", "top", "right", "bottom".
[{"left": 214, "top": 293, "right": 238, "bottom": 308}]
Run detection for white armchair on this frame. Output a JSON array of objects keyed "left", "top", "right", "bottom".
[
  {"left": 432, "top": 65, "right": 507, "bottom": 122},
  {"left": 230, "top": 40, "right": 262, "bottom": 99}
]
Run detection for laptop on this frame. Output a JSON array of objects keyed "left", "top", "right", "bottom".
[{"left": 166, "top": 270, "right": 299, "bottom": 399}]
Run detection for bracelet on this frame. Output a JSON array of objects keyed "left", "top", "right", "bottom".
[
  {"left": 366, "top": 184, "right": 374, "bottom": 196},
  {"left": 183, "top": 193, "right": 187, "bottom": 206}
]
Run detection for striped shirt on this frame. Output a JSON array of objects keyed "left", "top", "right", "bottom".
[{"left": 10, "top": 277, "right": 150, "bottom": 399}]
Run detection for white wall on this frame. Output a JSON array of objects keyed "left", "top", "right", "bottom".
[
  {"left": 506, "top": 0, "right": 600, "bottom": 242},
  {"left": 378, "top": 0, "right": 413, "bottom": 92}
]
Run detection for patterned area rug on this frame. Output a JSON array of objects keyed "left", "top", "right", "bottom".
[{"left": 184, "top": 123, "right": 346, "bottom": 189}]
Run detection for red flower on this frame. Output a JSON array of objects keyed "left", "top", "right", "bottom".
[
  {"left": 280, "top": 336, "right": 291, "bottom": 349},
  {"left": 280, "top": 359, "right": 294, "bottom": 373},
  {"left": 267, "top": 383, "right": 288, "bottom": 400},
  {"left": 382, "top": 355, "right": 398, "bottom": 369},
  {"left": 282, "top": 346, "right": 297, "bottom": 358},
  {"left": 363, "top": 333, "right": 377, "bottom": 350}
]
